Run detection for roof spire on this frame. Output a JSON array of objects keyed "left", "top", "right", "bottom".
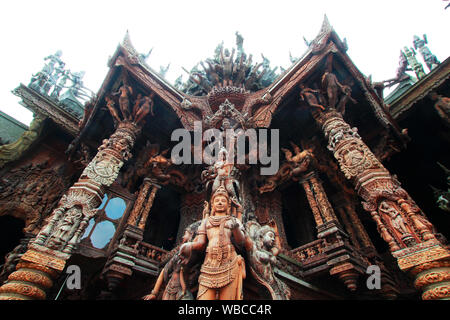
[
  {"left": 122, "top": 29, "right": 133, "bottom": 47},
  {"left": 320, "top": 14, "right": 333, "bottom": 35}
]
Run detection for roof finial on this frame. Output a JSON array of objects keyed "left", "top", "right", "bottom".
[
  {"left": 122, "top": 29, "right": 132, "bottom": 47},
  {"left": 320, "top": 14, "right": 332, "bottom": 34}
]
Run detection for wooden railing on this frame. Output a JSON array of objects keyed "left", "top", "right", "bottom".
[
  {"left": 136, "top": 242, "right": 168, "bottom": 263},
  {"left": 290, "top": 239, "right": 327, "bottom": 263}
]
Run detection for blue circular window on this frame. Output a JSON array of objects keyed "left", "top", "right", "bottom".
[
  {"left": 90, "top": 221, "right": 116, "bottom": 249},
  {"left": 105, "top": 197, "right": 127, "bottom": 220}
]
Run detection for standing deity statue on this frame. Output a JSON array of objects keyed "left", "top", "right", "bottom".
[
  {"left": 51, "top": 70, "right": 70, "bottom": 99},
  {"left": 113, "top": 84, "right": 133, "bottom": 120},
  {"left": 179, "top": 186, "right": 250, "bottom": 300},
  {"left": 40, "top": 51, "right": 64, "bottom": 94},
  {"left": 105, "top": 96, "right": 122, "bottom": 125},
  {"left": 321, "top": 72, "right": 345, "bottom": 109},
  {"left": 221, "top": 48, "right": 235, "bottom": 86}
]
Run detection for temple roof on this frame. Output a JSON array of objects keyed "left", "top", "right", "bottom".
[
  {"left": 388, "top": 56, "right": 450, "bottom": 120},
  {"left": 72, "top": 15, "right": 408, "bottom": 152}
]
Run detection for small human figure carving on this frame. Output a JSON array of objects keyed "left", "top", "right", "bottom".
[
  {"left": 299, "top": 84, "right": 325, "bottom": 111},
  {"left": 208, "top": 147, "right": 242, "bottom": 216},
  {"left": 245, "top": 220, "right": 290, "bottom": 300},
  {"left": 104, "top": 96, "right": 122, "bottom": 125},
  {"left": 47, "top": 206, "right": 83, "bottom": 249},
  {"left": 132, "top": 93, "right": 142, "bottom": 118},
  {"left": 281, "top": 142, "right": 313, "bottom": 178},
  {"left": 134, "top": 92, "right": 155, "bottom": 125},
  {"left": 321, "top": 72, "right": 346, "bottom": 109},
  {"left": 336, "top": 85, "right": 357, "bottom": 115},
  {"left": 113, "top": 84, "right": 133, "bottom": 120},
  {"left": 220, "top": 48, "right": 235, "bottom": 86},
  {"left": 379, "top": 201, "right": 410, "bottom": 235},
  {"left": 78, "top": 99, "right": 95, "bottom": 129}
]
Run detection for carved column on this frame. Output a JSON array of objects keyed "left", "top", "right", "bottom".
[
  {"left": 299, "top": 172, "right": 341, "bottom": 238},
  {"left": 301, "top": 178, "right": 324, "bottom": 227},
  {"left": 313, "top": 108, "right": 450, "bottom": 299},
  {"left": 127, "top": 178, "right": 161, "bottom": 230},
  {"left": 0, "top": 121, "right": 141, "bottom": 300}
]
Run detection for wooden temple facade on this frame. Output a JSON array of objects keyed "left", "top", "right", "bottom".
[{"left": 0, "top": 17, "right": 449, "bottom": 300}]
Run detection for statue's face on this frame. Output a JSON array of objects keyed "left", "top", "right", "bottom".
[
  {"left": 222, "top": 119, "right": 230, "bottom": 129},
  {"left": 182, "top": 230, "right": 192, "bottom": 243},
  {"left": 263, "top": 231, "right": 275, "bottom": 248},
  {"left": 212, "top": 195, "right": 228, "bottom": 214}
]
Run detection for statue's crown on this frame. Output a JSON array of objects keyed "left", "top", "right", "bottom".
[{"left": 211, "top": 185, "right": 230, "bottom": 200}]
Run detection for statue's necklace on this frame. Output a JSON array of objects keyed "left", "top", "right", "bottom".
[{"left": 208, "top": 215, "right": 230, "bottom": 227}]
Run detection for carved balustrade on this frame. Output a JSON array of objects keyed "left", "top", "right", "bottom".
[{"left": 136, "top": 242, "right": 168, "bottom": 264}]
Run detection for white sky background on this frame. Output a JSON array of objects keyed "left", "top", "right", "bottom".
[{"left": 0, "top": 0, "right": 449, "bottom": 126}]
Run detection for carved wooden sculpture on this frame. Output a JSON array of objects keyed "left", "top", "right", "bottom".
[
  {"left": 0, "top": 87, "right": 155, "bottom": 300},
  {"left": 309, "top": 72, "right": 450, "bottom": 299},
  {"left": 245, "top": 220, "right": 290, "bottom": 300},
  {"left": 179, "top": 186, "right": 249, "bottom": 300},
  {"left": 143, "top": 222, "right": 199, "bottom": 300}
]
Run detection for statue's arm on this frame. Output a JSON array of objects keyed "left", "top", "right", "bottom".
[
  {"left": 191, "top": 218, "right": 207, "bottom": 250},
  {"left": 143, "top": 267, "right": 165, "bottom": 299},
  {"left": 231, "top": 218, "right": 251, "bottom": 250},
  {"left": 180, "top": 267, "right": 187, "bottom": 295},
  {"left": 180, "top": 219, "right": 207, "bottom": 259}
]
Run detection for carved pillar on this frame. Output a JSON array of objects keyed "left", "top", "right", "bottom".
[
  {"left": 127, "top": 178, "right": 161, "bottom": 230},
  {"left": 301, "top": 178, "right": 324, "bottom": 227},
  {"left": 313, "top": 108, "right": 450, "bottom": 299},
  {"left": 0, "top": 121, "right": 141, "bottom": 300},
  {"left": 299, "top": 172, "right": 341, "bottom": 238}
]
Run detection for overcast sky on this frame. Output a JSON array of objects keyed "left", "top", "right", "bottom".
[{"left": 0, "top": 0, "right": 448, "bottom": 126}]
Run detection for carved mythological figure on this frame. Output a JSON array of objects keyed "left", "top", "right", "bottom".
[
  {"left": 299, "top": 84, "right": 325, "bottom": 111},
  {"left": 179, "top": 186, "right": 249, "bottom": 300},
  {"left": 143, "top": 222, "right": 200, "bottom": 300},
  {"left": 245, "top": 220, "right": 290, "bottom": 300},
  {"left": 259, "top": 142, "right": 313, "bottom": 193}
]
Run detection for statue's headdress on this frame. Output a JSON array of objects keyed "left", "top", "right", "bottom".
[{"left": 211, "top": 185, "right": 230, "bottom": 201}]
